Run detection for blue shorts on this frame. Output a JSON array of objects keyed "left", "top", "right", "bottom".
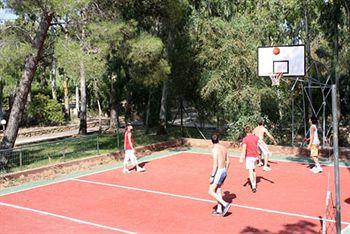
[{"left": 212, "top": 168, "right": 227, "bottom": 185}]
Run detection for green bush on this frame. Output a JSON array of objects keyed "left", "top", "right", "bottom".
[{"left": 27, "top": 94, "right": 65, "bottom": 125}]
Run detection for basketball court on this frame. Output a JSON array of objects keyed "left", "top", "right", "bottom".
[{"left": 0, "top": 148, "right": 349, "bottom": 233}]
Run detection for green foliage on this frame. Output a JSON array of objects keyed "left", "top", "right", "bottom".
[
  {"left": 8, "top": 0, "right": 90, "bottom": 15},
  {"left": 1, "top": 0, "right": 350, "bottom": 146},
  {"left": 27, "top": 94, "right": 65, "bottom": 125},
  {"left": 0, "top": 32, "right": 30, "bottom": 93},
  {"left": 128, "top": 33, "right": 169, "bottom": 87},
  {"left": 55, "top": 37, "right": 83, "bottom": 81}
]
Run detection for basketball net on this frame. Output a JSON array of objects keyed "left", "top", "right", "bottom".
[{"left": 269, "top": 72, "right": 283, "bottom": 86}]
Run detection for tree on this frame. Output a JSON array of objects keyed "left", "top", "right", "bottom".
[{"left": 0, "top": 0, "right": 89, "bottom": 152}]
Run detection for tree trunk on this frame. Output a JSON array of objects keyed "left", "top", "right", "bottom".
[
  {"left": 79, "top": 60, "right": 87, "bottom": 134},
  {"left": 0, "top": 80, "right": 3, "bottom": 121},
  {"left": 109, "top": 73, "right": 119, "bottom": 130},
  {"left": 97, "top": 99, "right": 102, "bottom": 132},
  {"left": 93, "top": 79, "right": 102, "bottom": 132},
  {"left": 75, "top": 85, "right": 79, "bottom": 117},
  {"left": 8, "top": 91, "right": 15, "bottom": 113},
  {"left": 63, "top": 75, "right": 70, "bottom": 119},
  {"left": 51, "top": 57, "right": 57, "bottom": 100},
  {"left": 124, "top": 70, "right": 132, "bottom": 124},
  {"left": 157, "top": 79, "right": 168, "bottom": 135},
  {"left": 145, "top": 91, "right": 152, "bottom": 134},
  {"left": 0, "top": 11, "right": 54, "bottom": 150}
]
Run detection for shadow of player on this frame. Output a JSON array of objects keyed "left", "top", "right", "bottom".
[{"left": 243, "top": 176, "right": 274, "bottom": 187}]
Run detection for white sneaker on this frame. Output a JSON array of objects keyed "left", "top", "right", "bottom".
[
  {"left": 136, "top": 167, "right": 145, "bottom": 172},
  {"left": 313, "top": 167, "right": 323, "bottom": 174},
  {"left": 309, "top": 167, "right": 317, "bottom": 172},
  {"left": 263, "top": 166, "right": 271, "bottom": 171},
  {"left": 123, "top": 169, "right": 130, "bottom": 174}
]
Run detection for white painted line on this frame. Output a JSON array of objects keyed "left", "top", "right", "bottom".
[
  {"left": 185, "top": 150, "right": 350, "bottom": 168},
  {"left": 72, "top": 178, "right": 350, "bottom": 226},
  {"left": 0, "top": 201, "right": 135, "bottom": 234},
  {"left": 0, "top": 151, "right": 182, "bottom": 197},
  {"left": 342, "top": 224, "right": 350, "bottom": 234}
]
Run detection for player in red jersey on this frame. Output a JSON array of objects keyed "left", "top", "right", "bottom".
[
  {"left": 240, "top": 125, "right": 260, "bottom": 193},
  {"left": 123, "top": 123, "right": 145, "bottom": 173}
]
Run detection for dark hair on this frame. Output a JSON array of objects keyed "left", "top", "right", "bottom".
[
  {"left": 310, "top": 116, "right": 318, "bottom": 125},
  {"left": 211, "top": 132, "right": 220, "bottom": 144},
  {"left": 258, "top": 118, "right": 264, "bottom": 126},
  {"left": 125, "top": 123, "right": 132, "bottom": 132},
  {"left": 244, "top": 125, "right": 252, "bottom": 134}
]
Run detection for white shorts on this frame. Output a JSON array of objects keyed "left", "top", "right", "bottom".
[
  {"left": 258, "top": 140, "right": 271, "bottom": 157},
  {"left": 246, "top": 157, "right": 258, "bottom": 170},
  {"left": 125, "top": 149, "right": 135, "bottom": 158},
  {"left": 212, "top": 168, "right": 227, "bottom": 185},
  {"left": 124, "top": 149, "right": 137, "bottom": 165}
]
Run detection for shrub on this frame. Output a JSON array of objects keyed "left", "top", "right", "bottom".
[{"left": 27, "top": 94, "right": 65, "bottom": 126}]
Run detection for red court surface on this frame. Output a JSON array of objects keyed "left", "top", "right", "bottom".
[{"left": 0, "top": 151, "right": 349, "bottom": 233}]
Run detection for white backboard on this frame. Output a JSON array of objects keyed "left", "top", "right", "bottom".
[{"left": 257, "top": 45, "right": 305, "bottom": 77}]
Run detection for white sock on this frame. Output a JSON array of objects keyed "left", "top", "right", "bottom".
[{"left": 216, "top": 204, "right": 222, "bottom": 213}]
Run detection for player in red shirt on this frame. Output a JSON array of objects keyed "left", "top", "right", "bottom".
[
  {"left": 123, "top": 123, "right": 145, "bottom": 173},
  {"left": 240, "top": 125, "right": 260, "bottom": 193}
]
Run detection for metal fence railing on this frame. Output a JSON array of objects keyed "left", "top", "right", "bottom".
[{"left": 0, "top": 133, "right": 122, "bottom": 174}]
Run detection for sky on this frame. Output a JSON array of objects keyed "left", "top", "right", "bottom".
[{"left": 0, "top": 8, "right": 18, "bottom": 23}]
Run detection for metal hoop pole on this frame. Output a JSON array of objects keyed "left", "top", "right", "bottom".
[{"left": 331, "top": 84, "right": 341, "bottom": 232}]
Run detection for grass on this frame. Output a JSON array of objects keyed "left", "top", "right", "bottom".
[
  {"left": 0, "top": 125, "right": 215, "bottom": 174},
  {"left": 2, "top": 128, "right": 177, "bottom": 173}
]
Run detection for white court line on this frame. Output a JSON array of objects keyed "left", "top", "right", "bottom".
[
  {"left": 0, "top": 201, "right": 135, "bottom": 234},
  {"left": 342, "top": 224, "right": 350, "bottom": 234},
  {"left": 0, "top": 151, "right": 181, "bottom": 197},
  {"left": 72, "top": 178, "right": 350, "bottom": 226},
  {"left": 185, "top": 150, "right": 350, "bottom": 168}
]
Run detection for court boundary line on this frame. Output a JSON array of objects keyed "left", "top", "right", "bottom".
[
  {"left": 342, "top": 224, "right": 350, "bottom": 234},
  {"left": 1, "top": 148, "right": 348, "bottom": 198},
  {"left": 0, "top": 150, "right": 183, "bottom": 197},
  {"left": 0, "top": 201, "right": 135, "bottom": 234},
  {"left": 185, "top": 149, "right": 350, "bottom": 168},
  {"left": 72, "top": 178, "right": 350, "bottom": 226}
]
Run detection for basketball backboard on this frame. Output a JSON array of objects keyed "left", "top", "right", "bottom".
[{"left": 257, "top": 45, "right": 305, "bottom": 77}]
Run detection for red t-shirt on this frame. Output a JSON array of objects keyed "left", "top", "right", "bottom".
[
  {"left": 242, "top": 134, "right": 259, "bottom": 157},
  {"left": 124, "top": 131, "right": 134, "bottom": 150}
]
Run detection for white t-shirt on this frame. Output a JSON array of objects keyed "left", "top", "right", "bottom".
[{"left": 311, "top": 124, "right": 320, "bottom": 145}]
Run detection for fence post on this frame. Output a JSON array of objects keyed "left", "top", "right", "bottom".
[
  {"left": 19, "top": 151, "right": 23, "bottom": 170},
  {"left": 97, "top": 135, "right": 100, "bottom": 155},
  {"left": 63, "top": 142, "right": 66, "bottom": 159}
]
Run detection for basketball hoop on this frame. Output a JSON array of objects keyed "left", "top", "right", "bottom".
[{"left": 269, "top": 72, "right": 283, "bottom": 86}]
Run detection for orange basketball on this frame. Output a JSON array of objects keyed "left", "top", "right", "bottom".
[{"left": 273, "top": 47, "right": 280, "bottom": 55}]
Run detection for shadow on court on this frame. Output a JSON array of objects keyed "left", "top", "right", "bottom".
[
  {"left": 242, "top": 176, "right": 274, "bottom": 188},
  {"left": 138, "top": 161, "right": 150, "bottom": 168},
  {"left": 257, "top": 176, "right": 275, "bottom": 184},
  {"left": 211, "top": 191, "right": 236, "bottom": 217},
  {"left": 345, "top": 197, "right": 350, "bottom": 205},
  {"left": 223, "top": 191, "right": 236, "bottom": 203},
  {"left": 240, "top": 220, "right": 319, "bottom": 234}
]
